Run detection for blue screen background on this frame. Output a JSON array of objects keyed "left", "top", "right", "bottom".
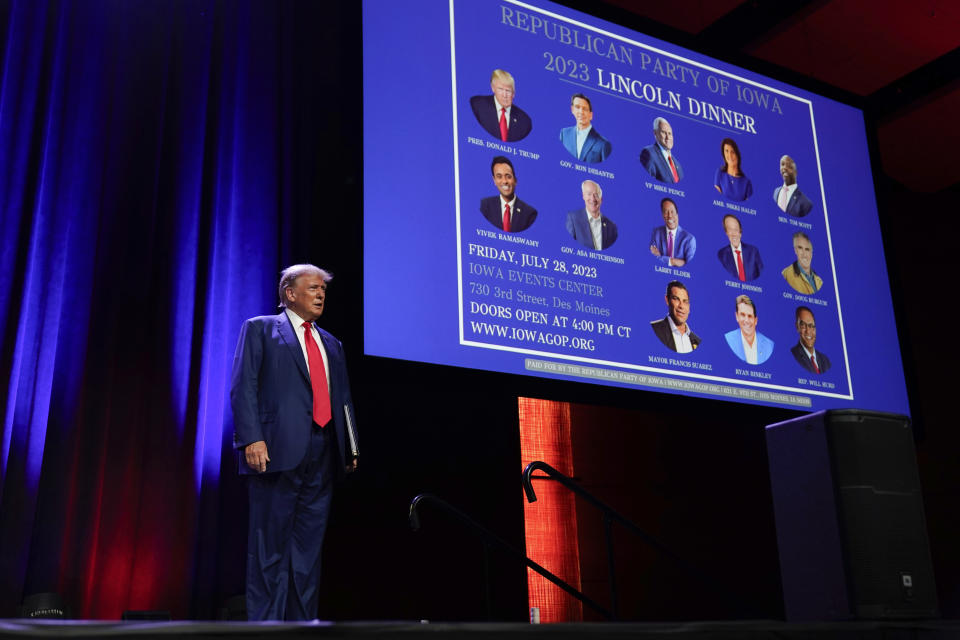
[{"left": 363, "top": 0, "right": 908, "bottom": 415}]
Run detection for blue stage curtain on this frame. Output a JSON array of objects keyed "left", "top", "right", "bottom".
[{"left": 0, "top": 0, "right": 338, "bottom": 618}]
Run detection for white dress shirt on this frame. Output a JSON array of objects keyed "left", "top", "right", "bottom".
[
  {"left": 667, "top": 314, "right": 693, "bottom": 354},
  {"left": 658, "top": 143, "right": 675, "bottom": 168},
  {"left": 285, "top": 308, "right": 330, "bottom": 393},
  {"left": 500, "top": 194, "right": 518, "bottom": 226},
  {"left": 493, "top": 97, "right": 512, "bottom": 133},
  {"left": 576, "top": 125, "right": 592, "bottom": 156},
  {"left": 741, "top": 332, "right": 759, "bottom": 365},
  {"left": 587, "top": 211, "right": 603, "bottom": 250},
  {"left": 778, "top": 183, "right": 798, "bottom": 211}
]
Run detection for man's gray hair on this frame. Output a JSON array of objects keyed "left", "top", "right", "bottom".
[
  {"left": 278, "top": 264, "right": 332, "bottom": 308},
  {"left": 581, "top": 179, "right": 602, "bottom": 198}
]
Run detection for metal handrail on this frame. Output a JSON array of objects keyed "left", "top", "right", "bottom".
[
  {"left": 408, "top": 493, "right": 613, "bottom": 620},
  {"left": 523, "top": 460, "right": 730, "bottom": 619}
]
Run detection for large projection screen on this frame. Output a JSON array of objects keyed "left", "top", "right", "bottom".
[{"left": 363, "top": 0, "right": 910, "bottom": 415}]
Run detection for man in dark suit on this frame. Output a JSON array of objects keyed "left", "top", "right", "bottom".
[
  {"left": 231, "top": 264, "right": 358, "bottom": 621},
  {"left": 470, "top": 69, "right": 532, "bottom": 143},
  {"left": 559, "top": 93, "right": 611, "bottom": 163},
  {"left": 565, "top": 179, "right": 617, "bottom": 250},
  {"left": 649, "top": 197, "right": 696, "bottom": 267},
  {"left": 773, "top": 155, "right": 814, "bottom": 217},
  {"left": 639, "top": 117, "right": 683, "bottom": 183},
  {"left": 717, "top": 214, "right": 763, "bottom": 281},
  {"left": 791, "top": 306, "right": 831, "bottom": 374},
  {"left": 650, "top": 281, "right": 700, "bottom": 353},
  {"left": 480, "top": 156, "right": 537, "bottom": 232}
]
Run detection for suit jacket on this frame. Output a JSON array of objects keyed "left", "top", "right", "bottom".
[
  {"left": 717, "top": 242, "right": 763, "bottom": 281},
  {"left": 773, "top": 185, "right": 814, "bottom": 217},
  {"left": 560, "top": 126, "right": 612, "bottom": 163},
  {"left": 791, "top": 341, "right": 832, "bottom": 374},
  {"left": 650, "top": 225, "right": 696, "bottom": 265},
  {"left": 565, "top": 208, "right": 617, "bottom": 250},
  {"left": 470, "top": 95, "right": 532, "bottom": 142},
  {"left": 724, "top": 329, "right": 774, "bottom": 365},
  {"left": 639, "top": 143, "right": 683, "bottom": 183},
  {"left": 481, "top": 195, "right": 537, "bottom": 232},
  {"left": 651, "top": 316, "right": 701, "bottom": 352},
  {"left": 231, "top": 312, "right": 357, "bottom": 476}
]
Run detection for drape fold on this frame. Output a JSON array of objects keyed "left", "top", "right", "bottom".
[{"left": 0, "top": 0, "right": 311, "bottom": 618}]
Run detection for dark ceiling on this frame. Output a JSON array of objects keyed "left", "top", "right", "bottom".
[{"left": 591, "top": 0, "right": 960, "bottom": 193}]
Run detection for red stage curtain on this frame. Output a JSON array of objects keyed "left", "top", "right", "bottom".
[{"left": 517, "top": 397, "right": 582, "bottom": 623}]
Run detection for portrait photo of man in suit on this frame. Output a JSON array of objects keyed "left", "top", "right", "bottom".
[
  {"left": 470, "top": 69, "right": 532, "bottom": 143},
  {"left": 231, "top": 264, "right": 359, "bottom": 621},
  {"left": 565, "top": 179, "right": 617, "bottom": 250},
  {"left": 650, "top": 280, "right": 701, "bottom": 353},
  {"left": 781, "top": 231, "right": 823, "bottom": 294},
  {"left": 559, "top": 93, "right": 612, "bottom": 163},
  {"left": 724, "top": 294, "right": 774, "bottom": 365},
  {"left": 650, "top": 197, "right": 696, "bottom": 267},
  {"left": 480, "top": 156, "right": 538, "bottom": 232},
  {"left": 791, "top": 306, "right": 831, "bottom": 374},
  {"left": 773, "top": 155, "right": 814, "bottom": 217},
  {"left": 639, "top": 116, "right": 683, "bottom": 183},
  {"left": 717, "top": 214, "right": 763, "bottom": 281}
]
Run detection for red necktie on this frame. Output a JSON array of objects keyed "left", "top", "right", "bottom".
[
  {"left": 302, "top": 322, "right": 331, "bottom": 427},
  {"left": 666, "top": 230, "right": 674, "bottom": 258},
  {"left": 735, "top": 249, "right": 746, "bottom": 281},
  {"left": 503, "top": 202, "right": 511, "bottom": 232},
  {"left": 668, "top": 155, "right": 679, "bottom": 183},
  {"left": 810, "top": 355, "right": 820, "bottom": 374},
  {"left": 499, "top": 107, "right": 508, "bottom": 142}
]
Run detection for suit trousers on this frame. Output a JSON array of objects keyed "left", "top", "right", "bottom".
[{"left": 246, "top": 424, "right": 334, "bottom": 621}]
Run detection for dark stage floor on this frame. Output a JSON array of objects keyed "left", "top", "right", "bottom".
[{"left": 1, "top": 620, "right": 959, "bottom": 640}]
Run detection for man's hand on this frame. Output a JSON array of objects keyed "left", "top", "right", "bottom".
[
  {"left": 650, "top": 244, "right": 661, "bottom": 257},
  {"left": 345, "top": 457, "right": 358, "bottom": 473},
  {"left": 669, "top": 257, "right": 686, "bottom": 267},
  {"left": 245, "top": 440, "right": 270, "bottom": 473}
]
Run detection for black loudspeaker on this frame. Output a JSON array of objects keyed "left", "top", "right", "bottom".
[{"left": 766, "top": 409, "right": 938, "bottom": 621}]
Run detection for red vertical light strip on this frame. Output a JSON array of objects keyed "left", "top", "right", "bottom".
[{"left": 517, "top": 397, "right": 582, "bottom": 623}]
